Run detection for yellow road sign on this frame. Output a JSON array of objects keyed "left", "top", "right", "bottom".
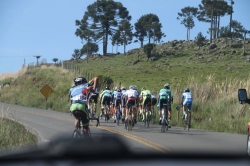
[{"left": 40, "top": 84, "right": 54, "bottom": 99}]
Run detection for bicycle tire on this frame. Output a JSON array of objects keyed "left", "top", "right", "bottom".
[
  {"left": 72, "top": 129, "right": 81, "bottom": 138},
  {"left": 161, "top": 113, "right": 165, "bottom": 133},
  {"left": 187, "top": 111, "right": 191, "bottom": 131},
  {"left": 104, "top": 107, "right": 109, "bottom": 123},
  {"left": 127, "top": 118, "right": 132, "bottom": 131},
  {"left": 247, "top": 131, "right": 250, "bottom": 156}
]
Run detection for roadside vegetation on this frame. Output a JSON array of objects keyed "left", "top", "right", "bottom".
[{"left": 0, "top": 38, "right": 250, "bottom": 136}]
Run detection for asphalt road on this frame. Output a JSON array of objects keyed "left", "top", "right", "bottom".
[{"left": 0, "top": 102, "right": 247, "bottom": 156}]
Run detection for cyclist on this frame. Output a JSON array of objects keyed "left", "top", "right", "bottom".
[
  {"left": 121, "top": 86, "right": 127, "bottom": 123},
  {"left": 69, "top": 76, "right": 98, "bottom": 138},
  {"left": 99, "top": 86, "right": 112, "bottom": 120},
  {"left": 157, "top": 84, "right": 172, "bottom": 126},
  {"left": 87, "top": 87, "right": 99, "bottom": 117},
  {"left": 124, "top": 85, "right": 139, "bottom": 126},
  {"left": 139, "top": 87, "right": 152, "bottom": 122},
  {"left": 113, "top": 88, "right": 123, "bottom": 123},
  {"left": 181, "top": 88, "right": 193, "bottom": 119}
]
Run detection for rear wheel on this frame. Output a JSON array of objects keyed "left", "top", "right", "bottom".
[
  {"left": 72, "top": 129, "right": 81, "bottom": 138},
  {"left": 247, "top": 130, "right": 250, "bottom": 156},
  {"left": 187, "top": 111, "right": 191, "bottom": 131},
  {"left": 127, "top": 119, "right": 132, "bottom": 131}
]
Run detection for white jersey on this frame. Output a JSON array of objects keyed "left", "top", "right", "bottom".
[{"left": 125, "top": 89, "right": 138, "bottom": 98}]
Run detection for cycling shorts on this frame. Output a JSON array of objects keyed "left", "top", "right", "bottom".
[
  {"left": 158, "top": 99, "right": 172, "bottom": 111},
  {"left": 70, "top": 103, "right": 89, "bottom": 127},
  {"left": 142, "top": 95, "right": 151, "bottom": 106},
  {"left": 88, "top": 93, "right": 99, "bottom": 104},
  {"left": 183, "top": 101, "right": 192, "bottom": 111},
  {"left": 127, "top": 97, "right": 137, "bottom": 108},
  {"left": 151, "top": 98, "right": 157, "bottom": 106},
  {"left": 114, "top": 99, "right": 121, "bottom": 107},
  {"left": 101, "top": 95, "right": 111, "bottom": 105}
]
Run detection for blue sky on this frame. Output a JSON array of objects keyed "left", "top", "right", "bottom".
[{"left": 0, "top": 0, "right": 249, "bottom": 74}]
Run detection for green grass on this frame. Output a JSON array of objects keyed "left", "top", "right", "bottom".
[{"left": 0, "top": 117, "right": 37, "bottom": 152}]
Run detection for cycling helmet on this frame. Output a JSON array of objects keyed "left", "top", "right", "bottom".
[
  {"left": 121, "top": 87, "right": 126, "bottom": 90},
  {"left": 164, "top": 83, "right": 170, "bottom": 89},
  {"left": 105, "top": 86, "right": 110, "bottom": 90},
  {"left": 74, "top": 77, "right": 87, "bottom": 85},
  {"left": 117, "top": 88, "right": 121, "bottom": 92},
  {"left": 129, "top": 85, "right": 136, "bottom": 90},
  {"left": 185, "top": 88, "right": 190, "bottom": 92},
  {"left": 141, "top": 87, "right": 146, "bottom": 91}
]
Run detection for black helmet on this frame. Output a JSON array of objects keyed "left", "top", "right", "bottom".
[
  {"left": 121, "top": 87, "right": 126, "bottom": 90},
  {"left": 164, "top": 83, "right": 170, "bottom": 89},
  {"left": 106, "top": 86, "right": 110, "bottom": 90},
  {"left": 74, "top": 77, "right": 87, "bottom": 85},
  {"left": 185, "top": 88, "right": 190, "bottom": 92},
  {"left": 117, "top": 88, "right": 121, "bottom": 92}
]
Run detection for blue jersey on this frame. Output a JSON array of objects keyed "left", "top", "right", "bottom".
[
  {"left": 70, "top": 83, "right": 89, "bottom": 104},
  {"left": 182, "top": 92, "right": 192, "bottom": 103}
]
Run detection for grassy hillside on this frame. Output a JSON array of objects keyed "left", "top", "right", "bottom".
[{"left": 1, "top": 38, "right": 250, "bottom": 135}]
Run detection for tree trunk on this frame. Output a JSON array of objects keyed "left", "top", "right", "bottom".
[
  {"left": 186, "top": 28, "right": 188, "bottom": 41},
  {"left": 230, "top": 0, "right": 233, "bottom": 46},
  {"left": 217, "top": 16, "right": 220, "bottom": 38},
  {"left": 243, "top": 31, "right": 246, "bottom": 56},
  {"left": 209, "top": 6, "right": 214, "bottom": 43}
]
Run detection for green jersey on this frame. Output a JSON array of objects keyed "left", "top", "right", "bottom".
[{"left": 159, "top": 89, "right": 173, "bottom": 100}]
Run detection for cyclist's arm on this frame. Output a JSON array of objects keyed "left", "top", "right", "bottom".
[{"left": 88, "top": 77, "right": 98, "bottom": 92}]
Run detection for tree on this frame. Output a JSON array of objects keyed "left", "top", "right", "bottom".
[
  {"left": 134, "top": 13, "right": 164, "bottom": 47},
  {"left": 177, "top": 6, "right": 198, "bottom": 41},
  {"left": 112, "top": 20, "right": 133, "bottom": 54},
  {"left": 80, "top": 43, "right": 99, "bottom": 55},
  {"left": 75, "top": 16, "right": 96, "bottom": 63},
  {"left": 71, "top": 49, "right": 81, "bottom": 59},
  {"left": 143, "top": 43, "right": 155, "bottom": 61},
  {"left": 77, "top": 0, "right": 131, "bottom": 56},
  {"left": 197, "top": 0, "right": 230, "bottom": 42},
  {"left": 52, "top": 58, "right": 58, "bottom": 64},
  {"left": 195, "top": 32, "right": 206, "bottom": 49}
]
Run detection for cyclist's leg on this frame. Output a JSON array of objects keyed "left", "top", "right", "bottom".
[
  {"left": 93, "top": 95, "right": 98, "bottom": 114},
  {"left": 71, "top": 104, "right": 81, "bottom": 129}
]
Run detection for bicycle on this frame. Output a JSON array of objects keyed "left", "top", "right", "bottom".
[
  {"left": 72, "top": 111, "right": 100, "bottom": 138},
  {"left": 161, "top": 103, "right": 169, "bottom": 133},
  {"left": 151, "top": 105, "right": 156, "bottom": 124},
  {"left": 124, "top": 104, "right": 133, "bottom": 131},
  {"left": 116, "top": 104, "right": 122, "bottom": 126},
  {"left": 101, "top": 102, "right": 110, "bottom": 123},
  {"left": 182, "top": 104, "right": 191, "bottom": 130},
  {"left": 144, "top": 103, "right": 151, "bottom": 128},
  {"left": 88, "top": 100, "right": 96, "bottom": 119}
]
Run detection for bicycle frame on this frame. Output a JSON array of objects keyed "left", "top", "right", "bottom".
[
  {"left": 182, "top": 104, "right": 191, "bottom": 130},
  {"left": 161, "top": 103, "right": 169, "bottom": 132}
]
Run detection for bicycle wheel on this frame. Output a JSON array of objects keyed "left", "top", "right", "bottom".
[
  {"left": 127, "top": 118, "right": 132, "bottom": 131},
  {"left": 247, "top": 131, "right": 250, "bottom": 156},
  {"left": 116, "top": 108, "right": 120, "bottom": 126},
  {"left": 104, "top": 107, "right": 109, "bottom": 123},
  {"left": 187, "top": 111, "right": 191, "bottom": 131},
  {"left": 151, "top": 109, "right": 156, "bottom": 124},
  {"left": 146, "top": 111, "right": 150, "bottom": 128},
  {"left": 182, "top": 111, "right": 187, "bottom": 130},
  {"left": 161, "top": 114, "right": 165, "bottom": 133},
  {"left": 72, "top": 129, "right": 81, "bottom": 138}
]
